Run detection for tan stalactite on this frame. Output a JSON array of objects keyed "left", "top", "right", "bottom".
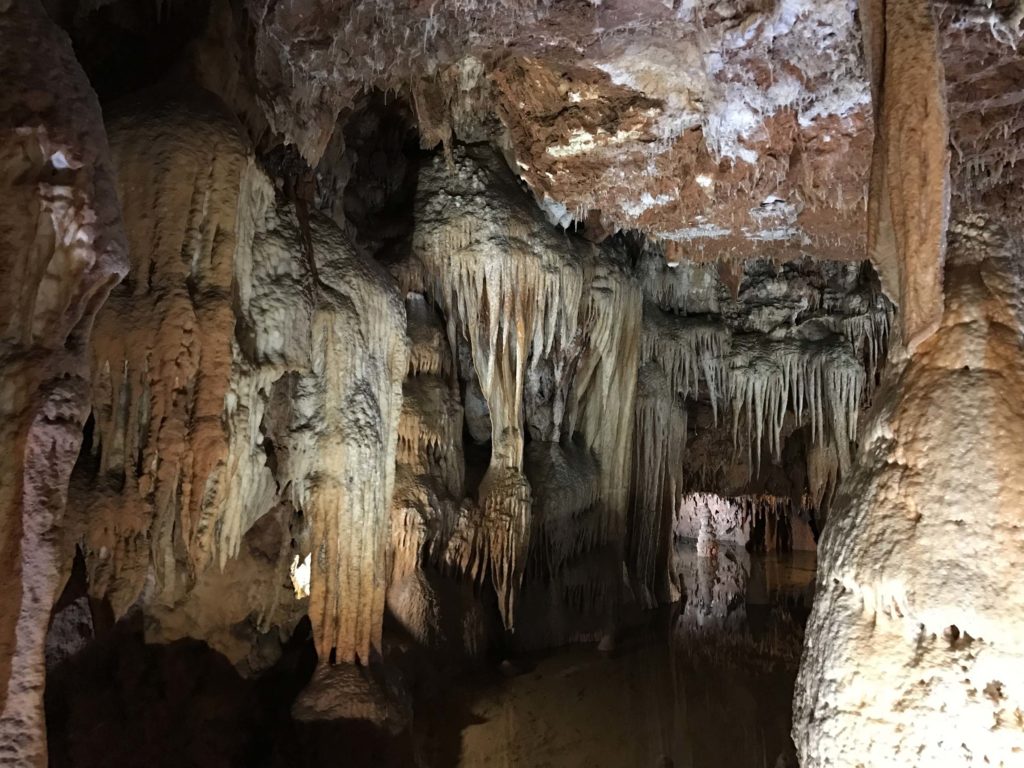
[
  {"left": 299, "top": 227, "right": 409, "bottom": 663},
  {"left": 631, "top": 364, "right": 687, "bottom": 606},
  {"left": 0, "top": 1, "right": 128, "bottom": 764},
  {"left": 865, "top": 0, "right": 950, "bottom": 352},
  {"left": 73, "top": 93, "right": 408, "bottom": 668}
]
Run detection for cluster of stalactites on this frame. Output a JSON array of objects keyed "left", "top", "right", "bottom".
[
  {"left": 727, "top": 337, "right": 865, "bottom": 476},
  {"left": 641, "top": 304, "right": 866, "bottom": 479},
  {"left": 388, "top": 293, "right": 473, "bottom": 592},
  {"left": 83, "top": 104, "right": 279, "bottom": 613},
  {"left": 822, "top": 298, "right": 894, "bottom": 391},
  {"left": 81, "top": 99, "right": 410, "bottom": 666},
  {"left": 641, "top": 302, "right": 729, "bottom": 422},
  {"left": 408, "top": 149, "right": 641, "bottom": 629}
]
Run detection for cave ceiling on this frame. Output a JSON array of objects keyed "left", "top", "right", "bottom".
[{"left": 230, "top": 0, "right": 874, "bottom": 261}]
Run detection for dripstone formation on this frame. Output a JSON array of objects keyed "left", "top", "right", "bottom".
[{"left": 2, "top": 1, "right": 1022, "bottom": 766}]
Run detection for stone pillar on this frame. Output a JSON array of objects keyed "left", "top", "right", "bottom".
[
  {"left": 0, "top": 1, "right": 127, "bottom": 764},
  {"left": 793, "top": 214, "right": 1024, "bottom": 765}
]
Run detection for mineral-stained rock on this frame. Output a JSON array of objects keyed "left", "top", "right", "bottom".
[
  {"left": 1, "top": 0, "right": 1021, "bottom": 763},
  {"left": 0, "top": 2, "right": 128, "bottom": 764},
  {"left": 70, "top": 91, "right": 408, "bottom": 669},
  {"left": 234, "top": 0, "right": 873, "bottom": 264}
]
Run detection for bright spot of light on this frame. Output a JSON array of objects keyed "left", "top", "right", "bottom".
[{"left": 290, "top": 553, "right": 311, "bottom": 599}]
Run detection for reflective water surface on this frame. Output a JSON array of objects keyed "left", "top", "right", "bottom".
[
  {"left": 419, "top": 549, "right": 816, "bottom": 768},
  {"left": 44, "top": 549, "right": 814, "bottom": 768}
]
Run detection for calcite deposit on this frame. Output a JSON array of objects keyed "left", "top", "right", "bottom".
[
  {"left": 793, "top": 4, "right": 1024, "bottom": 767},
  {"left": 1, "top": 0, "right": 1022, "bottom": 765}
]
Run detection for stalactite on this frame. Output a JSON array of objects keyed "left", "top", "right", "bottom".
[
  {"left": 82, "top": 96, "right": 277, "bottom": 609},
  {"left": 727, "top": 338, "right": 865, "bottom": 477},
  {"left": 410, "top": 146, "right": 639, "bottom": 629},
  {"left": 387, "top": 293, "right": 469, "bottom": 594},
  {"left": 641, "top": 303, "right": 729, "bottom": 423},
  {"left": 271, "top": 210, "right": 408, "bottom": 665},
  {"left": 76, "top": 95, "right": 408, "bottom": 667},
  {"left": 570, "top": 259, "right": 643, "bottom": 545},
  {"left": 630, "top": 364, "right": 688, "bottom": 606},
  {"left": 822, "top": 298, "right": 894, "bottom": 391}
]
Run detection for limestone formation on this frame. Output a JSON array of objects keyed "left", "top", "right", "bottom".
[
  {"left": 69, "top": 92, "right": 407, "bottom": 669},
  {"left": 1, "top": 0, "right": 1022, "bottom": 764},
  {"left": 0, "top": 3, "right": 127, "bottom": 764}
]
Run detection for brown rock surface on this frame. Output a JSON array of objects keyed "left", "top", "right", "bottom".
[
  {"left": 224, "top": 0, "right": 873, "bottom": 261},
  {"left": 0, "top": 2, "right": 127, "bottom": 764}
]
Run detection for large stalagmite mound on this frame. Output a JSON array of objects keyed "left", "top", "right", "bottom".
[{"left": 794, "top": 215, "right": 1024, "bottom": 766}]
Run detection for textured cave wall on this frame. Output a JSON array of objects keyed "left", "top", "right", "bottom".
[
  {"left": 0, "top": 2, "right": 128, "bottom": 764},
  {"left": 794, "top": 4, "right": 1024, "bottom": 764},
  {"left": 67, "top": 91, "right": 408, "bottom": 670}
]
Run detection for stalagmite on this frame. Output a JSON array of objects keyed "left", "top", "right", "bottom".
[
  {"left": 795, "top": 213, "right": 1024, "bottom": 766},
  {"left": 0, "top": 3, "right": 127, "bottom": 764}
]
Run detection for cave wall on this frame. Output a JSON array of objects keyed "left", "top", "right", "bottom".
[{"left": 0, "top": 2, "right": 128, "bottom": 764}]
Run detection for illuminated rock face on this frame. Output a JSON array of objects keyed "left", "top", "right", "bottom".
[
  {"left": 794, "top": 5, "right": 1024, "bottom": 766},
  {"left": 70, "top": 94, "right": 408, "bottom": 668}
]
